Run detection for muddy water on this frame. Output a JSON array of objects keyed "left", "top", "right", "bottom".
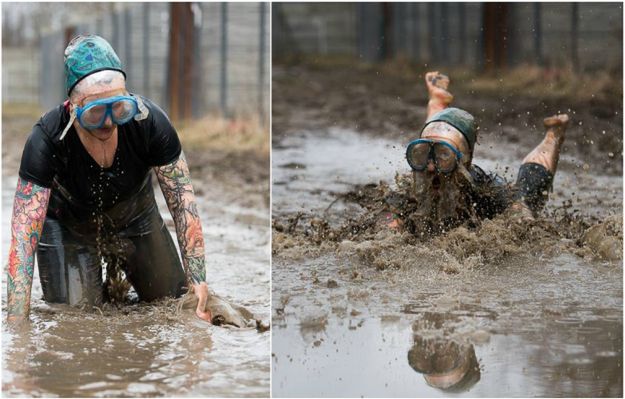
[
  {"left": 272, "top": 128, "right": 622, "bottom": 397},
  {"left": 2, "top": 175, "right": 270, "bottom": 397}
]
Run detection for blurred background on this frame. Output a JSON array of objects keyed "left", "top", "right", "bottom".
[
  {"left": 273, "top": 2, "right": 622, "bottom": 73},
  {"left": 3, "top": 2, "right": 269, "bottom": 124}
]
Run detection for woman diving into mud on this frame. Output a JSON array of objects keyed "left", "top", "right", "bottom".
[
  {"left": 401, "top": 71, "right": 569, "bottom": 233},
  {"left": 6, "top": 35, "right": 213, "bottom": 325}
]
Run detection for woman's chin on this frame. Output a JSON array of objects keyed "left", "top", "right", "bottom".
[{"left": 89, "top": 127, "right": 116, "bottom": 141}]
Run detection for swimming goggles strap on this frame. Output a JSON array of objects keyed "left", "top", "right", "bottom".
[
  {"left": 59, "top": 108, "right": 77, "bottom": 141},
  {"left": 134, "top": 95, "right": 149, "bottom": 121}
]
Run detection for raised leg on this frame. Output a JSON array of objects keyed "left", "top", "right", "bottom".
[
  {"left": 425, "top": 71, "right": 453, "bottom": 120},
  {"left": 510, "top": 114, "right": 569, "bottom": 218},
  {"left": 522, "top": 114, "right": 568, "bottom": 174}
]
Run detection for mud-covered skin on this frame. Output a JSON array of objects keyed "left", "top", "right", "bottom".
[
  {"left": 6, "top": 178, "right": 51, "bottom": 324},
  {"left": 155, "top": 151, "right": 206, "bottom": 284}
]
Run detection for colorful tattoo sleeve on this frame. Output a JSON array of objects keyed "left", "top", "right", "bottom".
[
  {"left": 155, "top": 152, "right": 206, "bottom": 284},
  {"left": 6, "top": 178, "right": 51, "bottom": 322}
]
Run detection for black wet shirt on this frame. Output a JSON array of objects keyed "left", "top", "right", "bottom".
[
  {"left": 467, "top": 164, "right": 513, "bottom": 219},
  {"left": 19, "top": 96, "right": 182, "bottom": 228}
]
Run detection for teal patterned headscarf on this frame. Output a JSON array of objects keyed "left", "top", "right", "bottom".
[
  {"left": 422, "top": 107, "right": 477, "bottom": 154},
  {"left": 63, "top": 35, "right": 126, "bottom": 95}
]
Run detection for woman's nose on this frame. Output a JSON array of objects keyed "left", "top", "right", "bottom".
[{"left": 426, "top": 159, "right": 436, "bottom": 172}]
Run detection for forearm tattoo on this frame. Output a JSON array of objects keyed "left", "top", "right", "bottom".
[
  {"left": 155, "top": 152, "right": 206, "bottom": 284},
  {"left": 7, "top": 178, "right": 51, "bottom": 321}
]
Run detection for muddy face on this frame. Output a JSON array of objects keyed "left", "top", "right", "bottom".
[{"left": 409, "top": 166, "right": 475, "bottom": 233}]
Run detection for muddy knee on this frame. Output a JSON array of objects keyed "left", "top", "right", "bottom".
[{"left": 514, "top": 163, "right": 554, "bottom": 213}]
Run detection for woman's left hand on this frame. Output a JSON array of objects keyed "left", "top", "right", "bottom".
[{"left": 192, "top": 282, "right": 212, "bottom": 322}]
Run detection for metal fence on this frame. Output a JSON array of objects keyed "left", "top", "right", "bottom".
[
  {"left": 273, "top": 2, "right": 623, "bottom": 73},
  {"left": 4, "top": 2, "right": 270, "bottom": 124},
  {"left": 2, "top": 47, "right": 39, "bottom": 104}
]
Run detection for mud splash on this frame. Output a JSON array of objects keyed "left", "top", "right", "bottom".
[{"left": 274, "top": 174, "right": 622, "bottom": 270}]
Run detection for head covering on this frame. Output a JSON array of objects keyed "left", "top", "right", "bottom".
[
  {"left": 407, "top": 337, "right": 481, "bottom": 392},
  {"left": 64, "top": 35, "right": 125, "bottom": 95},
  {"left": 422, "top": 108, "right": 477, "bottom": 154}
]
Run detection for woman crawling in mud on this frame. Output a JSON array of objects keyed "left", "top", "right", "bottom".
[
  {"left": 399, "top": 71, "right": 569, "bottom": 234},
  {"left": 6, "top": 35, "right": 214, "bottom": 325}
]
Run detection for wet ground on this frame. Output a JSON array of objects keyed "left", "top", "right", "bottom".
[
  {"left": 2, "top": 113, "right": 270, "bottom": 397},
  {"left": 271, "top": 63, "right": 623, "bottom": 397}
]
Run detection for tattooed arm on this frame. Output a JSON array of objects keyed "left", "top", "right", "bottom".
[
  {"left": 155, "top": 151, "right": 206, "bottom": 283},
  {"left": 155, "top": 152, "right": 211, "bottom": 320},
  {"left": 6, "top": 178, "right": 51, "bottom": 324}
]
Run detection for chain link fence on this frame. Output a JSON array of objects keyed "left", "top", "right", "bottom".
[
  {"left": 2, "top": 47, "right": 39, "bottom": 104},
  {"left": 273, "top": 2, "right": 622, "bottom": 73},
  {"left": 3, "top": 2, "right": 270, "bottom": 124}
]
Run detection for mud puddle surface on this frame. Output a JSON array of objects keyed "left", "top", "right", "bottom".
[
  {"left": 272, "top": 128, "right": 622, "bottom": 397},
  {"left": 2, "top": 174, "right": 270, "bottom": 397}
]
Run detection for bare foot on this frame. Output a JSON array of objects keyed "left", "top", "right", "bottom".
[
  {"left": 425, "top": 71, "right": 453, "bottom": 107},
  {"left": 543, "top": 114, "right": 569, "bottom": 145},
  {"left": 522, "top": 113, "right": 569, "bottom": 174}
]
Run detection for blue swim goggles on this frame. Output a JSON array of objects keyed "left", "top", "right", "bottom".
[
  {"left": 406, "top": 139, "right": 463, "bottom": 174},
  {"left": 75, "top": 95, "right": 139, "bottom": 129}
]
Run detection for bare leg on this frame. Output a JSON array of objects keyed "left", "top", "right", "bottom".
[
  {"left": 425, "top": 71, "right": 453, "bottom": 120},
  {"left": 510, "top": 114, "right": 569, "bottom": 219},
  {"left": 522, "top": 114, "right": 568, "bottom": 174}
]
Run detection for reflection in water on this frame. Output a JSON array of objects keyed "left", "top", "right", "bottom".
[{"left": 407, "top": 312, "right": 480, "bottom": 393}]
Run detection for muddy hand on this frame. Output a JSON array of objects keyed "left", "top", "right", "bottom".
[
  {"left": 192, "top": 282, "right": 212, "bottom": 322},
  {"left": 6, "top": 313, "right": 30, "bottom": 331}
]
